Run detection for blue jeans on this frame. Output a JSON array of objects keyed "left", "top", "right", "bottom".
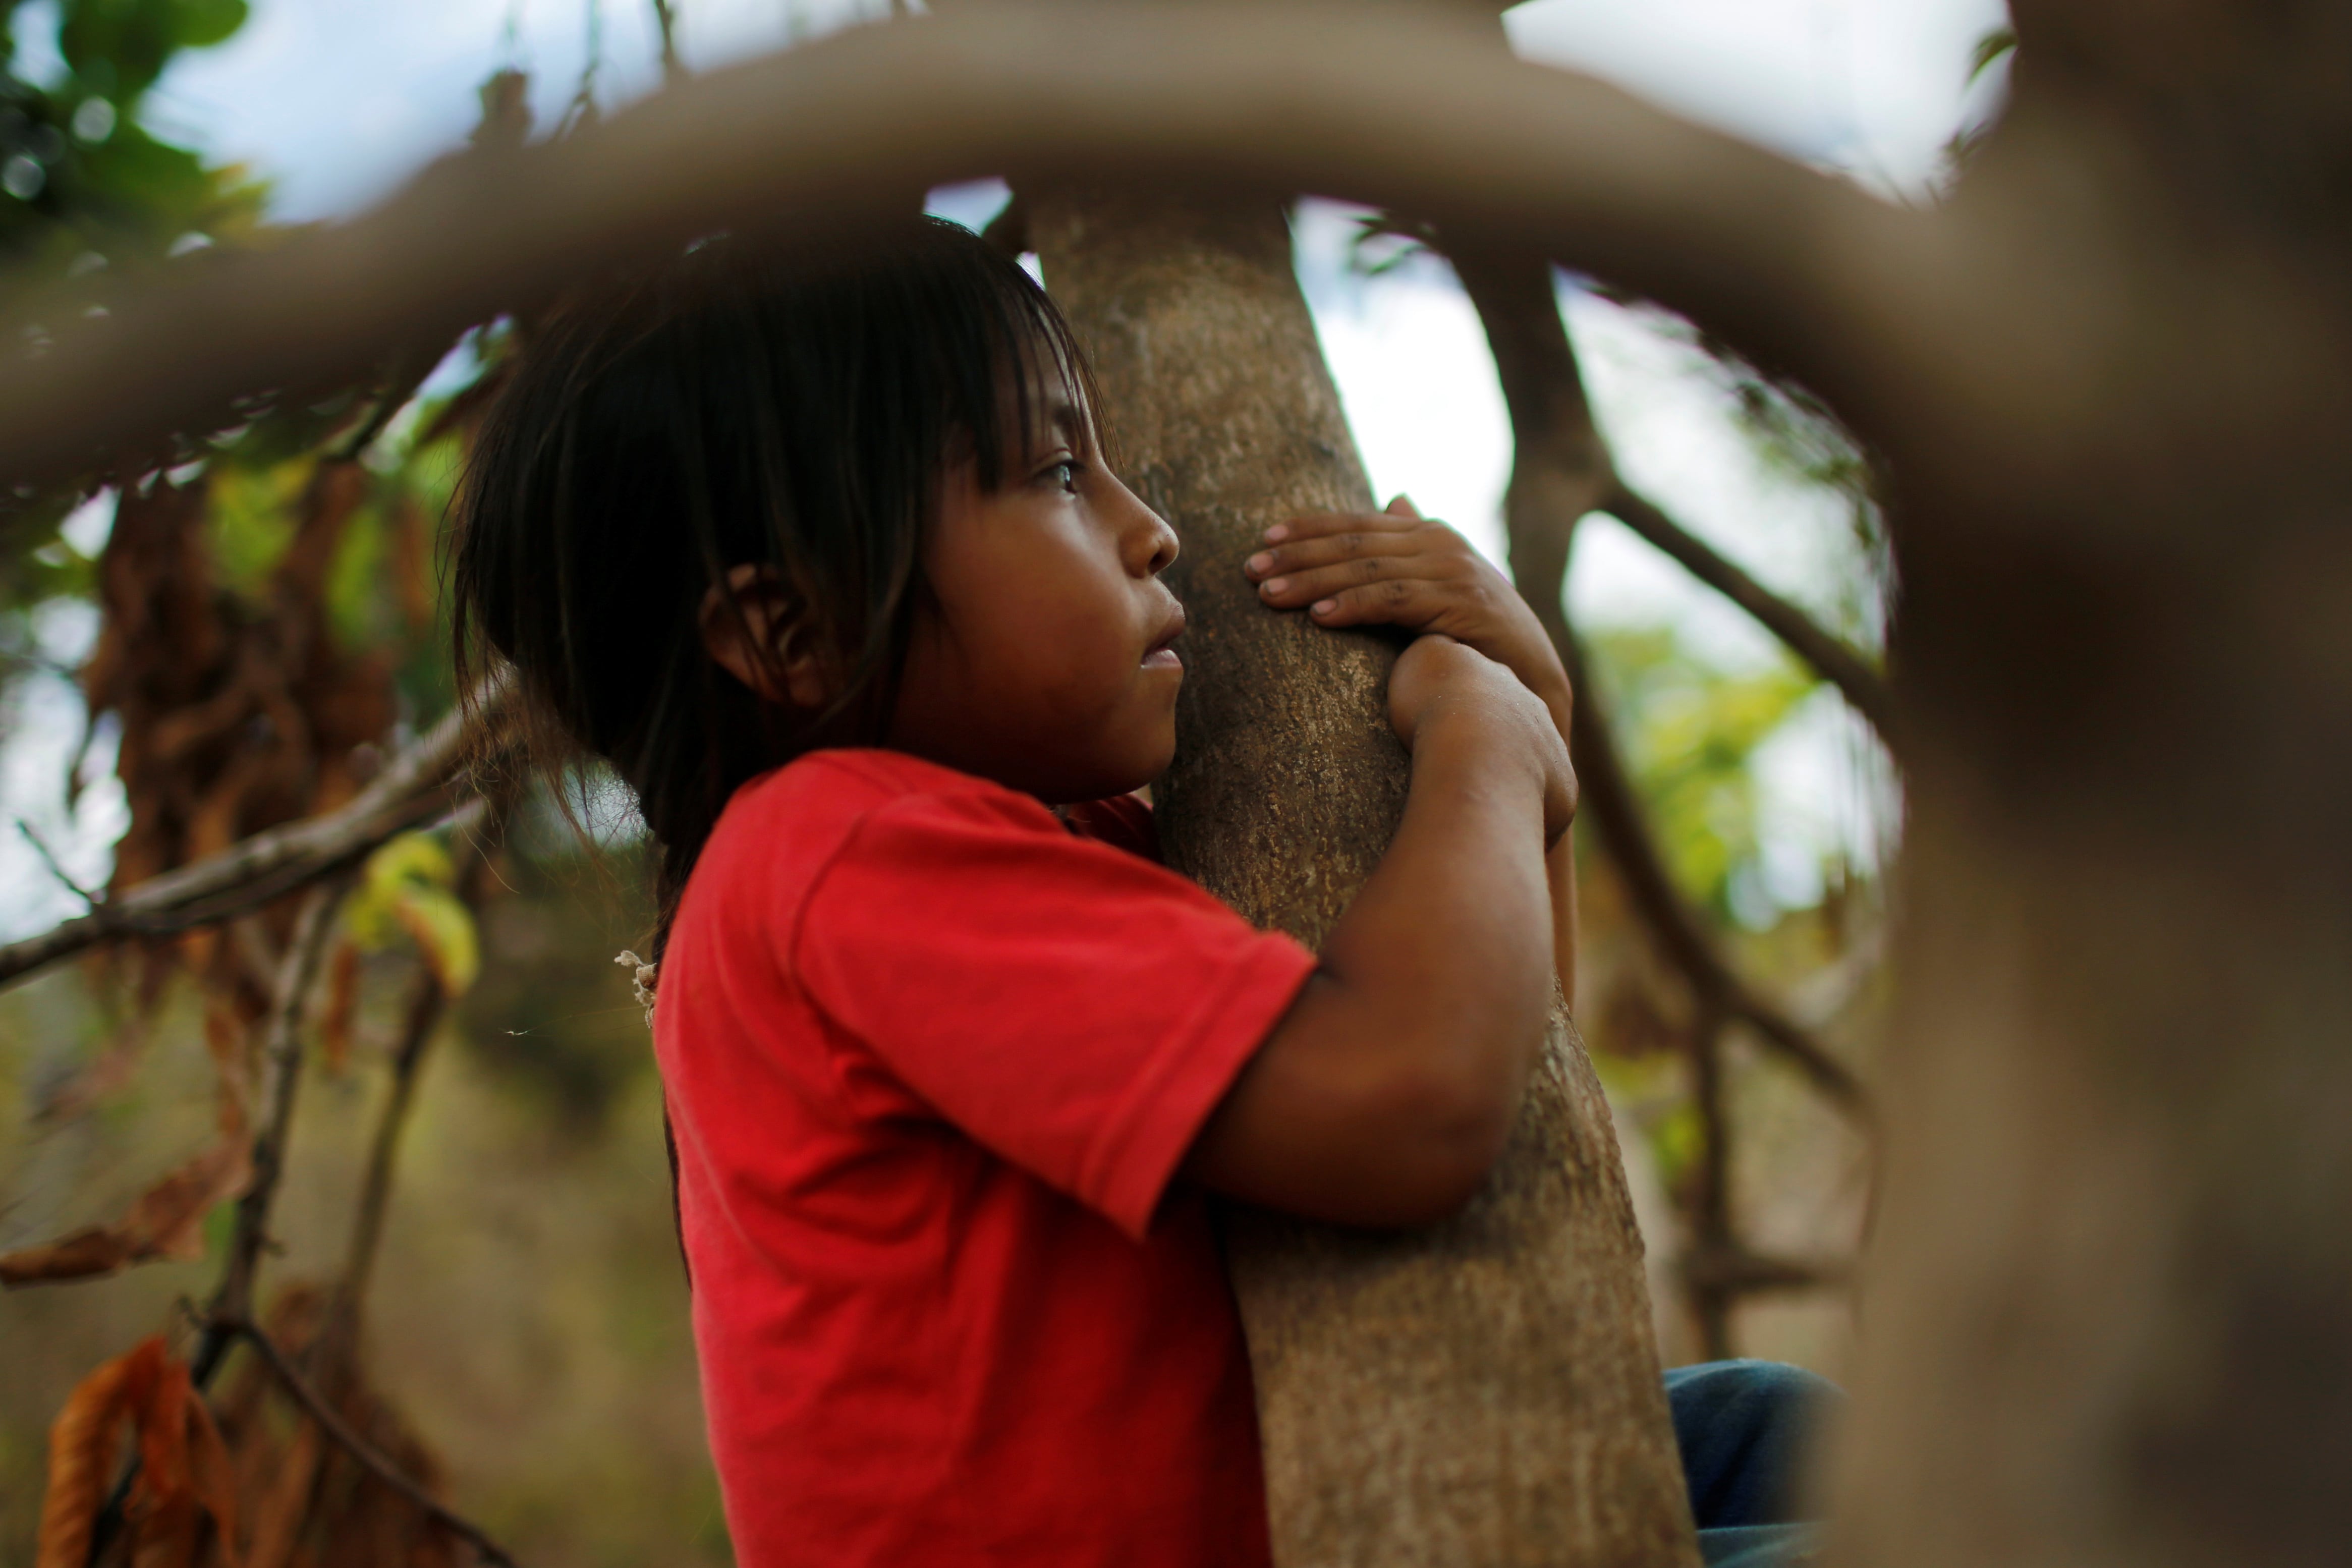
[{"left": 1666, "top": 1360, "right": 1840, "bottom": 1567}]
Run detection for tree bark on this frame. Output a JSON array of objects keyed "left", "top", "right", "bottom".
[{"left": 1030, "top": 185, "right": 1697, "bottom": 1568}]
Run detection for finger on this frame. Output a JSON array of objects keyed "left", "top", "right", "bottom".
[
  {"left": 1244, "top": 527, "right": 1443, "bottom": 582},
  {"left": 1261, "top": 509, "right": 1420, "bottom": 546},
  {"left": 1303, "top": 577, "right": 1445, "bottom": 630},
  {"left": 1385, "top": 494, "right": 1421, "bottom": 519},
  {"left": 1254, "top": 553, "right": 1442, "bottom": 608}
]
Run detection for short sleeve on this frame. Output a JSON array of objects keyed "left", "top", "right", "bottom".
[{"left": 791, "top": 786, "right": 1316, "bottom": 1239}]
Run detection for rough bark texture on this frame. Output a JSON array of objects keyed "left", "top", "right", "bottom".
[{"left": 1030, "top": 185, "right": 1697, "bottom": 1568}]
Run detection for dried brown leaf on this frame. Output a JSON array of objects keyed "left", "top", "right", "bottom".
[
  {"left": 36, "top": 1336, "right": 166, "bottom": 1568},
  {"left": 183, "top": 1389, "right": 244, "bottom": 1568},
  {"left": 130, "top": 1356, "right": 198, "bottom": 1568},
  {"left": 243, "top": 1418, "right": 320, "bottom": 1568},
  {"left": 0, "top": 1125, "right": 250, "bottom": 1286}
]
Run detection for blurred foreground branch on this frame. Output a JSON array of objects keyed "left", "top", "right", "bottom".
[
  {"left": 0, "top": 689, "right": 504, "bottom": 989},
  {"left": 0, "top": 2, "right": 1907, "bottom": 490}
]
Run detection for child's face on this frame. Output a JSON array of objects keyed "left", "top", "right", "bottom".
[{"left": 887, "top": 391, "right": 1186, "bottom": 803}]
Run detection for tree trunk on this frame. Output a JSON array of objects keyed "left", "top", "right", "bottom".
[{"left": 1029, "top": 185, "right": 1698, "bottom": 1568}]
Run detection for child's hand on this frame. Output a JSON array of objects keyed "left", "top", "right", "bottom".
[
  {"left": 1388, "top": 635, "right": 1577, "bottom": 847},
  {"left": 1244, "top": 496, "right": 1574, "bottom": 742}
]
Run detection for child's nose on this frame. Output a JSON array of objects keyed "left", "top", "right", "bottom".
[
  {"left": 1141, "top": 512, "right": 1179, "bottom": 577},
  {"left": 1108, "top": 472, "right": 1179, "bottom": 575}
]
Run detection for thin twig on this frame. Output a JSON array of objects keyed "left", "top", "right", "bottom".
[
  {"left": 199, "top": 878, "right": 352, "bottom": 1363},
  {"left": 222, "top": 1316, "right": 521, "bottom": 1568},
  {"left": 649, "top": 0, "right": 686, "bottom": 84},
  {"left": 337, "top": 970, "right": 447, "bottom": 1315},
  {"left": 15, "top": 817, "right": 101, "bottom": 906},
  {"left": 0, "top": 686, "right": 505, "bottom": 988},
  {"left": 1602, "top": 483, "right": 1898, "bottom": 746}
]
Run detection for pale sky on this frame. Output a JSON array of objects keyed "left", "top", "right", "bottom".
[{"left": 0, "top": 0, "right": 2004, "bottom": 936}]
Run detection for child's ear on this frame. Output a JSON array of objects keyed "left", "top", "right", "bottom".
[{"left": 699, "top": 564, "right": 835, "bottom": 711}]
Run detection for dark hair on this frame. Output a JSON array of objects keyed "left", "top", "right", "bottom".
[{"left": 450, "top": 215, "right": 1094, "bottom": 954}]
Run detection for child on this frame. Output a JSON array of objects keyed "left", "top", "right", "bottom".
[{"left": 449, "top": 215, "right": 1823, "bottom": 1566}]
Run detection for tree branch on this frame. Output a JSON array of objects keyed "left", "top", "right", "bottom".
[
  {"left": 220, "top": 1316, "right": 521, "bottom": 1567},
  {"left": 14, "top": 817, "right": 101, "bottom": 907},
  {"left": 0, "top": 2, "right": 1914, "bottom": 489},
  {"left": 1602, "top": 483, "right": 1899, "bottom": 745},
  {"left": 0, "top": 688, "right": 502, "bottom": 988},
  {"left": 1448, "top": 243, "right": 1899, "bottom": 743},
  {"left": 1562, "top": 630, "right": 1867, "bottom": 1115},
  {"left": 1459, "top": 241, "right": 1869, "bottom": 1117},
  {"left": 80, "top": 883, "right": 347, "bottom": 1563},
  {"left": 200, "top": 878, "right": 352, "bottom": 1356}
]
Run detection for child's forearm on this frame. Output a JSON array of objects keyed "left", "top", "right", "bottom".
[
  {"left": 1182, "top": 708, "right": 1555, "bottom": 1227},
  {"left": 1325, "top": 709, "right": 1555, "bottom": 1083}
]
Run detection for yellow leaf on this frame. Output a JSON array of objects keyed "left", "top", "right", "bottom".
[{"left": 389, "top": 885, "right": 479, "bottom": 997}]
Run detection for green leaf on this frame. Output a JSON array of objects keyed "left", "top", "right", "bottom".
[
  {"left": 173, "top": 0, "right": 246, "bottom": 50},
  {"left": 57, "top": 0, "right": 249, "bottom": 101},
  {"left": 390, "top": 884, "right": 481, "bottom": 996},
  {"left": 1588, "top": 626, "right": 1815, "bottom": 923},
  {"left": 345, "top": 831, "right": 479, "bottom": 995}
]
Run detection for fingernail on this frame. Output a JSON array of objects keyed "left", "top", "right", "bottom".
[
  {"left": 1263, "top": 524, "right": 1290, "bottom": 542},
  {"left": 1313, "top": 599, "right": 1336, "bottom": 615},
  {"left": 1263, "top": 577, "right": 1289, "bottom": 595},
  {"left": 1245, "top": 552, "right": 1272, "bottom": 575}
]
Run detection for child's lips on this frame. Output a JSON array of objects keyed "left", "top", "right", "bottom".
[{"left": 1143, "top": 605, "right": 1187, "bottom": 669}]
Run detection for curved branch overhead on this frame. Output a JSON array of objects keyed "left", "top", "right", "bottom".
[{"left": 0, "top": 1, "right": 1916, "bottom": 486}]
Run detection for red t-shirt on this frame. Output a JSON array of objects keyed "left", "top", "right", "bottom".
[{"left": 654, "top": 748, "right": 1315, "bottom": 1567}]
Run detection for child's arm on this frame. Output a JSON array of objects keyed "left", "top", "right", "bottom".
[
  {"left": 1181, "top": 633, "right": 1573, "bottom": 1229},
  {"left": 1242, "top": 497, "right": 1582, "bottom": 1006}
]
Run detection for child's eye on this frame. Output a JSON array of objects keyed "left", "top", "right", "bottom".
[{"left": 1039, "top": 458, "right": 1081, "bottom": 494}]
